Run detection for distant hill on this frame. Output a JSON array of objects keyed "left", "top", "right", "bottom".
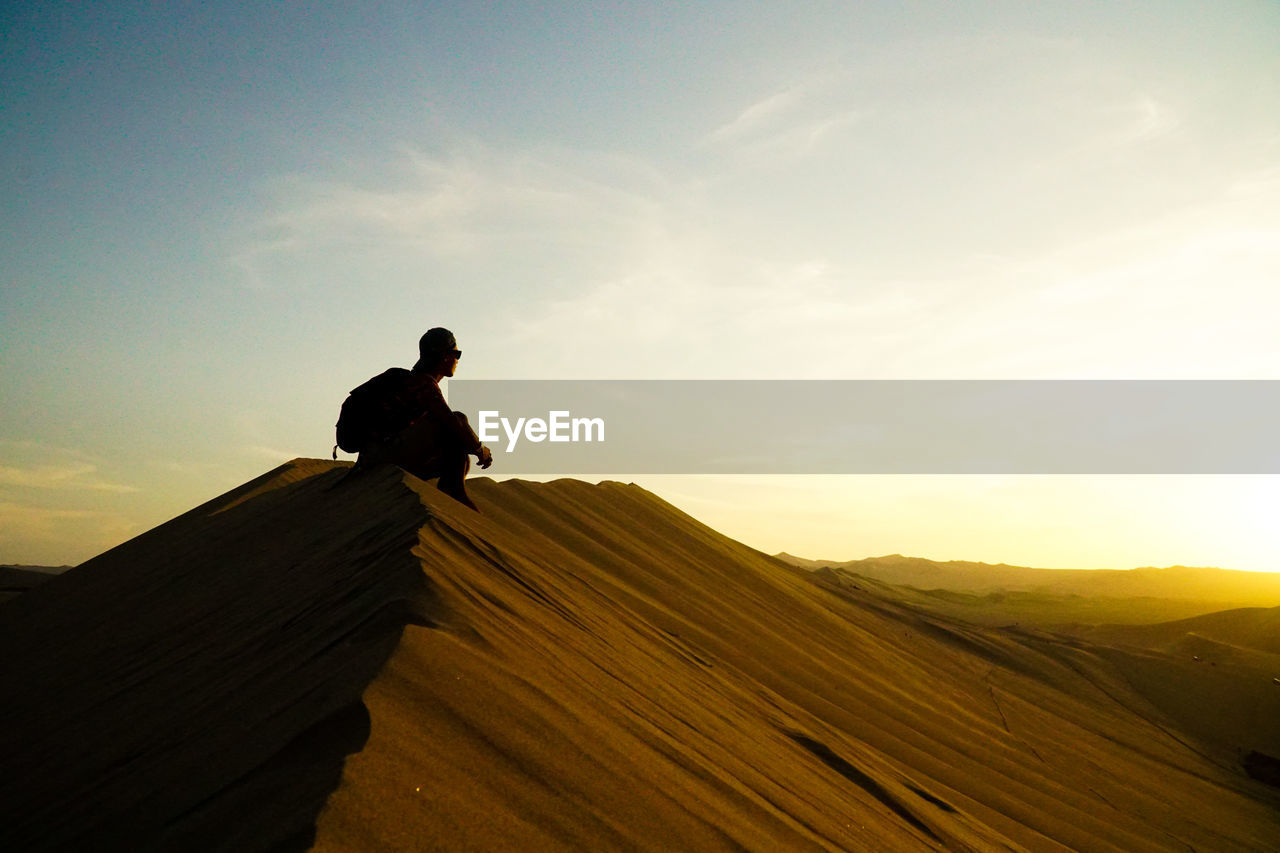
[
  {"left": 0, "top": 563, "right": 72, "bottom": 575},
  {"left": 809, "top": 577, "right": 1261, "bottom": 628},
  {"left": 772, "top": 551, "right": 841, "bottom": 570},
  {"left": 1065, "top": 606, "right": 1280, "bottom": 657},
  {"left": 0, "top": 565, "right": 69, "bottom": 604},
  {"left": 776, "top": 552, "right": 1280, "bottom": 608}
]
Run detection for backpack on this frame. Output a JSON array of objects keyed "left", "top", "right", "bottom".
[{"left": 333, "top": 368, "right": 416, "bottom": 457}]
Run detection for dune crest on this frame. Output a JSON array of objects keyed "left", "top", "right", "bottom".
[{"left": 3, "top": 460, "right": 1278, "bottom": 851}]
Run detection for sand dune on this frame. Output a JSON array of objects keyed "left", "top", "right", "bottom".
[
  {"left": 316, "top": 469, "right": 1280, "bottom": 850},
  {"left": 1068, "top": 606, "right": 1280, "bottom": 657},
  {"left": 1053, "top": 608, "right": 1280, "bottom": 765},
  {"left": 3, "top": 460, "right": 1278, "bottom": 850},
  {"left": 0, "top": 460, "right": 433, "bottom": 850}
]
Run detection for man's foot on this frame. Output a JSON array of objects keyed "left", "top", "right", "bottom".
[{"left": 437, "top": 481, "right": 480, "bottom": 512}]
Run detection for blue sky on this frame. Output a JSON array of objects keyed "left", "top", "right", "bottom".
[{"left": 3, "top": 1, "right": 1279, "bottom": 568}]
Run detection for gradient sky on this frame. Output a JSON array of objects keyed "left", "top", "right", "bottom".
[{"left": 3, "top": 2, "right": 1278, "bottom": 569}]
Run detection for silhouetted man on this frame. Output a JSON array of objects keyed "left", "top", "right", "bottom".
[{"left": 354, "top": 328, "right": 493, "bottom": 510}]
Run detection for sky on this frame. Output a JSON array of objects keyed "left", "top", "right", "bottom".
[{"left": 2, "top": 1, "right": 1279, "bottom": 570}]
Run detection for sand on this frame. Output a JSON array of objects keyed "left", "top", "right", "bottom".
[{"left": 3, "top": 459, "right": 1278, "bottom": 851}]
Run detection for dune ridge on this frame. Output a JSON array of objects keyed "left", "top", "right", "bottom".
[{"left": 3, "top": 460, "right": 1278, "bottom": 851}]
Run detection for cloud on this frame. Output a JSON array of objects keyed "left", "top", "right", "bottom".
[
  {"left": 0, "top": 462, "right": 139, "bottom": 494},
  {"left": 737, "top": 110, "right": 862, "bottom": 162},
  {"left": 230, "top": 28, "right": 1280, "bottom": 382},
  {"left": 701, "top": 75, "right": 863, "bottom": 164},
  {"left": 0, "top": 441, "right": 139, "bottom": 494},
  {"left": 0, "top": 503, "right": 98, "bottom": 525},
  {"left": 0, "top": 501, "right": 139, "bottom": 561},
  {"left": 240, "top": 128, "right": 1280, "bottom": 380},
  {"left": 147, "top": 459, "right": 233, "bottom": 478},
  {"left": 1119, "top": 94, "right": 1180, "bottom": 145},
  {"left": 1047, "top": 92, "right": 1183, "bottom": 162},
  {"left": 706, "top": 88, "right": 804, "bottom": 142},
  {"left": 232, "top": 143, "right": 680, "bottom": 293},
  {"left": 497, "top": 251, "right": 935, "bottom": 378},
  {"left": 243, "top": 445, "right": 301, "bottom": 462}
]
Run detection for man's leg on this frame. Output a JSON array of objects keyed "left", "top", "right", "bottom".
[
  {"left": 382, "top": 412, "right": 480, "bottom": 511},
  {"left": 433, "top": 448, "right": 476, "bottom": 510},
  {"left": 433, "top": 412, "right": 479, "bottom": 510}
]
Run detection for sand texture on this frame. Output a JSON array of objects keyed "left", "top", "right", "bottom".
[
  {"left": 0, "top": 460, "right": 433, "bottom": 850},
  {"left": 3, "top": 459, "right": 1278, "bottom": 851}
]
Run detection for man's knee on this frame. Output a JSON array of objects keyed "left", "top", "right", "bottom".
[{"left": 452, "top": 411, "right": 481, "bottom": 450}]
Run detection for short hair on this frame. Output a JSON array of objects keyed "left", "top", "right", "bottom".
[{"left": 418, "top": 327, "right": 457, "bottom": 359}]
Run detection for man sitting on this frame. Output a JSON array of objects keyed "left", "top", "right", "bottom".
[{"left": 342, "top": 328, "right": 493, "bottom": 510}]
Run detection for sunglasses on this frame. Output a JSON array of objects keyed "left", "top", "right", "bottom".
[{"left": 447, "top": 349, "right": 462, "bottom": 359}]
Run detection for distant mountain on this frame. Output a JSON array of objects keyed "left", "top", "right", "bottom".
[
  {"left": 776, "top": 552, "right": 1280, "bottom": 606},
  {"left": 0, "top": 565, "right": 68, "bottom": 604},
  {"left": 0, "top": 564, "right": 72, "bottom": 574},
  {"left": 772, "top": 551, "right": 841, "bottom": 570}
]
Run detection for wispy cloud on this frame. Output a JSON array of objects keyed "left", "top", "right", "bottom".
[
  {"left": 0, "top": 502, "right": 97, "bottom": 524},
  {"left": 1054, "top": 92, "right": 1183, "bottom": 159},
  {"left": 701, "top": 74, "right": 863, "bottom": 164},
  {"left": 1119, "top": 94, "right": 1180, "bottom": 145},
  {"left": 0, "top": 462, "right": 139, "bottom": 493},
  {"left": 0, "top": 501, "right": 139, "bottom": 560},
  {"left": 230, "top": 26, "right": 1280, "bottom": 382},
  {"left": 738, "top": 110, "right": 863, "bottom": 162},
  {"left": 147, "top": 458, "right": 232, "bottom": 478},
  {"left": 232, "top": 144, "right": 679, "bottom": 293},
  {"left": 242, "top": 445, "right": 301, "bottom": 462},
  {"left": 706, "top": 88, "right": 804, "bottom": 143}
]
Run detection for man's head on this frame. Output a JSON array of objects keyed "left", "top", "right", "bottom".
[{"left": 417, "top": 327, "right": 462, "bottom": 377}]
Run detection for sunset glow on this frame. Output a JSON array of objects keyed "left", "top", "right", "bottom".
[{"left": 2, "top": 2, "right": 1278, "bottom": 569}]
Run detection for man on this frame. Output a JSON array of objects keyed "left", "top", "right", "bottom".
[{"left": 351, "top": 328, "right": 493, "bottom": 510}]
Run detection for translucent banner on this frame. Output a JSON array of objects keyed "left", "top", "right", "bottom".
[{"left": 446, "top": 380, "right": 1280, "bottom": 474}]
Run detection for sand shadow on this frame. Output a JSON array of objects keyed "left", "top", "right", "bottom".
[{"left": 0, "top": 462, "right": 439, "bottom": 851}]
